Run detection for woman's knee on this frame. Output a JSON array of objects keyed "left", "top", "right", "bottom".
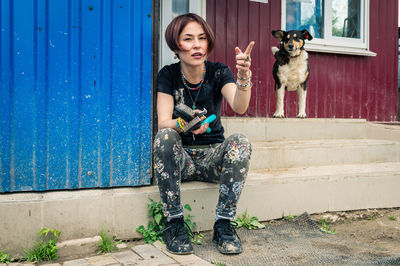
[
  {"left": 224, "top": 133, "right": 252, "bottom": 162},
  {"left": 154, "top": 128, "right": 181, "bottom": 151}
]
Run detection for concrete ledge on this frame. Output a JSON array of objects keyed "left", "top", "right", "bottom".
[
  {"left": 0, "top": 186, "right": 161, "bottom": 256},
  {"left": 244, "top": 162, "right": 400, "bottom": 221},
  {"left": 57, "top": 236, "right": 101, "bottom": 260},
  {"left": 222, "top": 118, "right": 367, "bottom": 142},
  {"left": 251, "top": 139, "right": 400, "bottom": 169},
  {"left": 366, "top": 123, "right": 400, "bottom": 142},
  {"left": 2, "top": 163, "right": 400, "bottom": 256}
]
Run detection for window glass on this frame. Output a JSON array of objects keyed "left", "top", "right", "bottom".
[
  {"left": 332, "top": 0, "right": 360, "bottom": 38},
  {"left": 286, "top": 0, "right": 324, "bottom": 38},
  {"left": 172, "top": 0, "right": 189, "bottom": 18},
  {"left": 282, "top": 0, "right": 372, "bottom": 55}
]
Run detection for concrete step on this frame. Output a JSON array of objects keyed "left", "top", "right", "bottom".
[
  {"left": 250, "top": 139, "right": 400, "bottom": 170},
  {"left": 2, "top": 162, "right": 400, "bottom": 256},
  {"left": 243, "top": 162, "right": 400, "bottom": 221},
  {"left": 222, "top": 118, "right": 367, "bottom": 142}
]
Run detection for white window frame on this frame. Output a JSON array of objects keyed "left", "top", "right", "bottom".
[
  {"left": 281, "top": 0, "right": 376, "bottom": 56},
  {"left": 160, "top": 0, "right": 207, "bottom": 69}
]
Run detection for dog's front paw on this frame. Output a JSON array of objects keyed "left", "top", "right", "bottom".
[
  {"left": 271, "top": 46, "right": 279, "bottom": 55},
  {"left": 273, "top": 111, "right": 285, "bottom": 118},
  {"left": 296, "top": 113, "right": 307, "bottom": 118}
]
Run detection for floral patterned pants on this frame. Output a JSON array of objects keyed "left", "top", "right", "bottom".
[{"left": 153, "top": 128, "right": 252, "bottom": 220}]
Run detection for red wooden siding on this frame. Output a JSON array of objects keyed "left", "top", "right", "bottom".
[{"left": 207, "top": 0, "right": 399, "bottom": 121}]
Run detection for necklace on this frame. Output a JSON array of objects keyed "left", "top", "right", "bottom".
[
  {"left": 181, "top": 64, "right": 206, "bottom": 91},
  {"left": 181, "top": 64, "right": 206, "bottom": 110},
  {"left": 187, "top": 86, "right": 202, "bottom": 110}
]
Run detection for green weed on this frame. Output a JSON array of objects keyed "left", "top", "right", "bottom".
[
  {"left": 235, "top": 210, "right": 265, "bottom": 229},
  {"left": 320, "top": 219, "right": 337, "bottom": 235},
  {"left": 23, "top": 228, "right": 61, "bottom": 262},
  {"left": 389, "top": 215, "right": 397, "bottom": 221},
  {"left": 183, "top": 204, "right": 204, "bottom": 244},
  {"left": 97, "top": 230, "right": 121, "bottom": 254},
  {"left": 283, "top": 215, "right": 297, "bottom": 222},
  {"left": 0, "top": 250, "right": 14, "bottom": 263},
  {"left": 136, "top": 198, "right": 203, "bottom": 244},
  {"left": 136, "top": 198, "right": 166, "bottom": 243}
]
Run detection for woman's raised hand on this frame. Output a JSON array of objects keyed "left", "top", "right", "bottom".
[{"left": 235, "top": 41, "right": 255, "bottom": 79}]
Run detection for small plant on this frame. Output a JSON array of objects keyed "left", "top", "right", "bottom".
[
  {"left": 97, "top": 230, "right": 122, "bottom": 254},
  {"left": 214, "top": 262, "right": 226, "bottom": 266},
  {"left": 24, "top": 228, "right": 61, "bottom": 262},
  {"left": 136, "top": 198, "right": 203, "bottom": 244},
  {"left": 0, "top": 250, "right": 14, "bottom": 263},
  {"left": 320, "top": 219, "right": 337, "bottom": 235},
  {"left": 389, "top": 215, "right": 397, "bottom": 221},
  {"left": 183, "top": 204, "right": 204, "bottom": 244},
  {"left": 235, "top": 210, "right": 265, "bottom": 229},
  {"left": 283, "top": 215, "right": 297, "bottom": 222},
  {"left": 136, "top": 198, "right": 166, "bottom": 243}
]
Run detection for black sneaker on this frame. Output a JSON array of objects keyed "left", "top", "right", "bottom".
[
  {"left": 162, "top": 217, "right": 193, "bottom": 255},
  {"left": 213, "top": 219, "right": 242, "bottom": 254}
]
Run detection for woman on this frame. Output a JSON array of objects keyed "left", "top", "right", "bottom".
[{"left": 154, "top": 13, "right": 254, "bottom": 255}]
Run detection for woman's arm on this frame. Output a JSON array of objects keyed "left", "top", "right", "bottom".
[
  {"left": 222, "top": 41, "right": 254, "bottom": 115},
  {"left": 221, "top": 81, "right": 252, "bottom": 115},
  {"left": 157, "top": 92, "right": 209, "bottom": 134},
  {"left": 157, "top": 92, "right": 180, "bottom": 131}
]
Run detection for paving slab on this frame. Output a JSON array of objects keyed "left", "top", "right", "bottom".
[
  {"left": 62, "top": 259, "right": 91, "bottom": 266},
  {"left": 153, "top": 241, "right": 213, "bottom": 266},
  {"left": 111, "top": 250, "right": 142, "bottom": 264},
  {"left": 132, "top": 244, "right": 176, "bottom": 265},
  {"left": 86, "top": 254, "right": 119, "bottom": 266},
  {"left": 6, "top": 262, "right": 36, "bottom": 266}
]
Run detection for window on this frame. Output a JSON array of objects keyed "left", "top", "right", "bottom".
[
  {"left": 160, "top": 0, "right": 206, "bottom": 68},
  {"left": 282, "top": 0, "right": 375, "bottom": 56}
]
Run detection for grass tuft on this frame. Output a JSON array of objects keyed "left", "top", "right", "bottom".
[
  {"left": 97, "top": 230, "right": 121, "bottom": 254},
  {"left": 235, "top": 210, "right": 265, "bottom": 230},
  {"left": 23, "top": 228, "right": 60, "bottom": 262}
]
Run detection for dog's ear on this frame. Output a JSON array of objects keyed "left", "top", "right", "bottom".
[
  {"left": 272, "top": 30, "right": 285, "bottom": 41},
  {"left": 301, "top": 29, "right": 313, "bottom": 41}
]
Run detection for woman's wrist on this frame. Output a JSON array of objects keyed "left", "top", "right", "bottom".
[
  {"left": 236, "top": 70, "right": 252, "bottom": 91},
  {"left": 237, "top": 70, "right": 252, "bottom": 81},
  {"left": 175, "top": 117, "right": 185, "bottom": 133}
]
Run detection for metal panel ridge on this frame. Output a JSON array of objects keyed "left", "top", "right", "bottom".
[{"left": 0, "top": 0, "right": 152, "bottom": 192}]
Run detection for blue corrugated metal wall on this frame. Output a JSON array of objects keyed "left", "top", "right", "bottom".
[{"left": 0, "top": 0, "right": 152, "bottom": 192}]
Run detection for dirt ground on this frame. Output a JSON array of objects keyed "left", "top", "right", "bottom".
[
  {"left": 309, "top": 208, "right": 400, "bottom": 256},
  {"left": 127, "top": 208, "right": 400, "bottom": 257},
  {"left": 200, "top": 208, "right": 400, "bottom": 265},
  {"left": 53, "top": 208, "right": 400, "bottom": 265},
  {"left": 188, "top": 208, "right": 400, "bottom": 265}
]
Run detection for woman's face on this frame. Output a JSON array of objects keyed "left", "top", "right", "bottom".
[{"left": 176, "top": 21, "right": 208, "bottom": 67}]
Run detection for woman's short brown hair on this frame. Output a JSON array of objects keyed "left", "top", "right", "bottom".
[{"left": 165, "top": 13, "right": 215, "bottom": 55}]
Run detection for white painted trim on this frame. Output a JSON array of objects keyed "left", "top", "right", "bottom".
[
  {"left": 159, "top": 0, "right": 206, "bottom": 69},
  {"left": 189, "top": 0, "right": 206, "bottom": 19},
  {"left": 305, "top": 43, "right": 376, "bottom": 56},
  {"left": 281, "top": 0, "right": 375, "bottom": 56}
]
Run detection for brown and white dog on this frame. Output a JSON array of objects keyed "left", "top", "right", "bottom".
[{"left": 271, "top": 29, "right": 313, "bottom": 118}]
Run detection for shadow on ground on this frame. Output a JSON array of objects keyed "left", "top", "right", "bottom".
[{"left": 194, "top": 213, "right": 400, "bottom": 266}]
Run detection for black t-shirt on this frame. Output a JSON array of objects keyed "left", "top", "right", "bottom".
[{"left": 157, "top": 61, "right": 235, "bottom": 146}]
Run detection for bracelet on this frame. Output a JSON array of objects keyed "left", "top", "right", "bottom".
[
  {"left": 176, "top": 117, "right": 186, "bottom": 131},
  {"left": 237, "top": 70, "right": 252, "bottom": 81},
  {"left": 236, "top": 80, "right": 252, "bottom": 91}
]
